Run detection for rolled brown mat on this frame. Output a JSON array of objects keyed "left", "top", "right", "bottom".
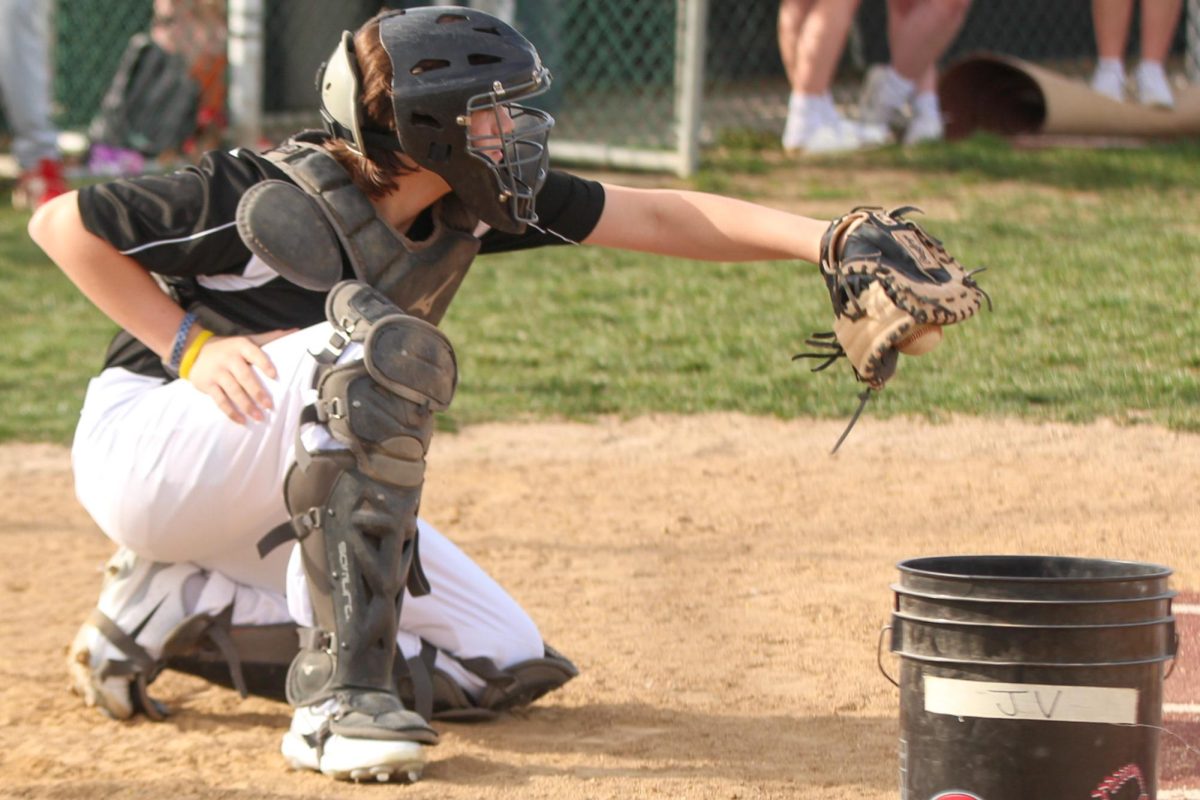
[{"left": 937, "top": 52, "right": 1200, "bottom": 140}]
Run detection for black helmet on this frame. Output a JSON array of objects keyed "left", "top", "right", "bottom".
[{"left": 318, "top": 6, "right": 554, "bottom": 233}]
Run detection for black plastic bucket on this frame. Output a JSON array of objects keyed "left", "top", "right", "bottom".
[{"left": 887, "top": 555, "right": 1176, "bottom": 800}]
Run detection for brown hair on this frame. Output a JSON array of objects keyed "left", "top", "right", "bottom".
[{"left": 322, "top": 14, "right": 416, "bottom": 199}]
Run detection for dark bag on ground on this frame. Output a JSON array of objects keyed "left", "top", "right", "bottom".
[{"left": 89, "top": 33, "right": 202, "bottom": 157}]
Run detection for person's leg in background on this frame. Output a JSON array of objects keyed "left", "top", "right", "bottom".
[
  {"left": 779, "top": 0, "right": 815, "bottom": 150},
  {"left": 860, "top": 0, "right": 972, "bottom": 144},
  {"left": 1090, "top": 0, "right": 1134, "bottom": 101},
  {"left": 779, "top": 0, "right": 882, "bottom": 153},
  {"left": 0, "top": 0, "right": 66, "bottom": 209},
  {"left": 1134, "top": 0, "right": 1183, "bottom": 107}
]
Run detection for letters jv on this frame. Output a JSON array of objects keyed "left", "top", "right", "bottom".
[{"left": 988, "top": 688, "right": 1062, "bottom": 718}]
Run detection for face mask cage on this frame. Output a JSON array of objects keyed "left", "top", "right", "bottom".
[{"left": 462, "top": 71, "right": 554, "bottom": 227}]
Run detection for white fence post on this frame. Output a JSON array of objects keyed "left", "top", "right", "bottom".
[
  {"left": 674, "top": 0, "right": 709, "bottom": 178},
  {"left": 227, "top": 0, "right": 264, "bottom": 150}
]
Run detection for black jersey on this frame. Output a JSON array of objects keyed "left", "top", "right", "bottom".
[{"left": 78, "top": 136, "right": 606, "bottom": 379}]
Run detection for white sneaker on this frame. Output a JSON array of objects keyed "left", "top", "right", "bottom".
[
  {"left": 784, "top": 91, "right": 882, "bottom": 154},
  {"left": 1091, "top": 63, "right": 1126, "bottom": 103},
  {"left": 795, "top": 122, "right": 866, "bottom": 154},
  {"left": 854, "top": 120, "right": 891, "bottom": 147},
  {"left": 67, "top": 548, "right": 204, "bottom": 719},
  {"left": 281, "top": 698, "right": 433, "bottom": 782},
  {"left": 858, "top": 65, "right": 910, "bottom": 137},
  {"left": 781, "top": 111, "right": 806, "bottom": 152},
  {"left": 903, "top": 113, "right": 945, "bottom": 145},
  {"left": 1135, "top": 61, "right": 1175, "bottom": 109}
]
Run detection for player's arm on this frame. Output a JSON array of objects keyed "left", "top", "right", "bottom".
[
  {"left": 583, "top": 183, "right": 827, "bottom": 264},
  {"left": 28, "top": 192, "right": 282, "bottom": 424},
  {"left": 30, "top": 192, "right": 195, "bottom": 357}
]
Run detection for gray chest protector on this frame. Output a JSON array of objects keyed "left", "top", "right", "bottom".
[{"left": 236, "top": 138, "right": 482, "bottom": 325}]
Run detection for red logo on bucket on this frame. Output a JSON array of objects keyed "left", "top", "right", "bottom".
[
  {"left": 1091, "top": 764, "right": 1148, "bottom": 800},
  {"left": 931, "top": 794, "right": 983, "bottom": 800}
]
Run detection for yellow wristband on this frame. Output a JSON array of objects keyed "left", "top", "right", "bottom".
[{"left": 178, "top": 329, "right": 214, "bottom": 380}]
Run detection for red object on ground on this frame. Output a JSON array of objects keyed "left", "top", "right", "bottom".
[{"left": 13, "top": 158, "right": 68, "bottom": 210}]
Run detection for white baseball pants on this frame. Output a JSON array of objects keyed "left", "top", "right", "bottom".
[{"left": 71, "top": 322, "right": 543, "bottom": 691}]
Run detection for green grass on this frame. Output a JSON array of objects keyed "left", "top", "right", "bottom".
[
  {"left": 0, "top": 208, "right": 118, "bottom": 442},
  {"left": 4, "top": 133, "right": 1199, "bottom": 443}
]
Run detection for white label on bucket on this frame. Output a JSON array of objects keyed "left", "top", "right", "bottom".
[{"left": 924, "top": 676, "right": 1138, "bottom": 724}]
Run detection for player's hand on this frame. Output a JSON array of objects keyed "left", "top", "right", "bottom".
[{"left": 187, "top": 329, "right": 296, "bottom": 424}]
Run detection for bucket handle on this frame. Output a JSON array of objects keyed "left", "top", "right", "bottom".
[{"left": 877, "top": 624, "right": 899, "bottom": 688}]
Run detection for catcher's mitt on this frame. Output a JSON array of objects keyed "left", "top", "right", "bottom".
[{"left": 796, "top": 205, "right": 990, "bottom": 452}]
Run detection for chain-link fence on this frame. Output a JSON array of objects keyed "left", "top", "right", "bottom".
[{"left": 32, "top": 0, "right": 1200, "bottom": 176}]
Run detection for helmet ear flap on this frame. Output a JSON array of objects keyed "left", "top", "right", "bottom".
[{"left": 318, "top": 31, "right": 367, "bottom": 155}]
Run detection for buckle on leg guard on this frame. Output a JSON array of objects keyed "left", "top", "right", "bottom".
[{"left": 309, "top": 325, "right": 354, "bottom": 365}]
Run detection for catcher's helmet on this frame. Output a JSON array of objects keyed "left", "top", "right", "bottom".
[{"left": 318, "top": 6, "right": 554, "bottom": 233}]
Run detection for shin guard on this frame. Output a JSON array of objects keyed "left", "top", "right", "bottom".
[{"left": 283, "top": 281, "right": 455, "bottom": 744}]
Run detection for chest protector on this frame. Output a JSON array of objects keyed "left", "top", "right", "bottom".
[{"left": 236, "top": 138, "right": 482, "bottom": 325}]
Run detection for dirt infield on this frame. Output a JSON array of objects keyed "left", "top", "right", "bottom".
[{"left": 3, "top": 414, "right": 1199, "bottom": 799}]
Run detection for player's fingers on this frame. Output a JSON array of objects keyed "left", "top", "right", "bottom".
[
  {"left": 218, "top": 370, "right": 263, "bottom": 423},
  {"left": 206, "top": 385, "right": 245, "bottom": 426},
  {"left": 229, "top": 351, "right": 275, "bottom": 413},
  {"left": 241, "top": 339, "right": 281, "bottom": 383}
]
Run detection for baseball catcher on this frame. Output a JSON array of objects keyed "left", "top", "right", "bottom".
[
  {"left": 795, "top": 206, "right": 989, "bottom": 452},
  {"left": 28, "top": 4, "right": 948, "bottom": 786}
]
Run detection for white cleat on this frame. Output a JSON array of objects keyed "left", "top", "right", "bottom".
[{"left": 281, "top": 703, "right": 429, "bottom": 783}]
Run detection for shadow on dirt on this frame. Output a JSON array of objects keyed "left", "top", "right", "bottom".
[{"left": 436, "top": 701, "right": 898, "bottom": 791}]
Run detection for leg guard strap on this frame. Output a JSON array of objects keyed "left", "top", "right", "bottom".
[
  {"left": 395, "top": 641, "right": 579, "bottom": 722},
  {"left": 86, "top": 607, "right": 170, "bottom": 720},
  {"left": 163, "top": 612, "right": 299, "bottom": 703},
  {"left": 89, "top": 605, "right": 299, "bottom": 720}
]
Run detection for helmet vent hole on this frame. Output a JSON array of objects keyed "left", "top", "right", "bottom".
[
  {"left": 468, "top": 53, "right": 502, "bottom": 66},
  {"left": 427, "top": 142, "right": 452, "bottom": 163},
  {"left": 473, "top": 25, "right": 502, "bottom": 36},
  {"left": 410, "top": 58, "right": 450, "bottom": 75},
  {"left": 436, "top": 13, "right": 469, "bottom": 24},
  {"left": 410, "top": 112, "right": 442, "bottom": 131}
]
